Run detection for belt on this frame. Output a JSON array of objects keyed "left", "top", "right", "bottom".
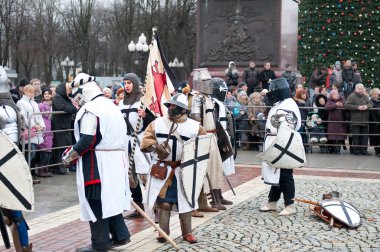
[
  {"left": 206, "top": 130, "right": 217, "bottom": 134},
  {"left": 160, "top": 160, "right": 181, "bottom": 168},
  {"left": 89, "top": 148, "right": 124, "bottom": 151}
]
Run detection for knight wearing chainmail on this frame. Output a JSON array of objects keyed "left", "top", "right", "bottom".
[
  {"left": 189, "top": 69, "right": 233, "bottom": 215},
  {"left": 119, "top": 73, "right": 155, "bottom": 219},
  {"left": 141, "top": 93, "right": 207, "bottom": 244},
  {"left": 62, "top": 73, "right": 131, "bottom": 252},
  {"left": 258, "top": 78, "right": 304, "bottom": 216},
  {"left": 0, "top": 66, "right": 32, "bottom": 251}
]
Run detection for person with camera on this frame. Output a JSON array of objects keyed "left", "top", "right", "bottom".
[{"left": 140, "top": 93, "right": 207, "bottom": 244}]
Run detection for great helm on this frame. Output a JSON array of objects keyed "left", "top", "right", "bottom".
[
  {"left": 266, "top": 78, "right": 291, "bottom": 105},
  {"left": 192, "top": 68, "right": 213, "bottom": 94},
  {"left": 0, "top": 66, "right": 9, "bottom": 93},
  {"left": 164, "top": 93, "right": 189, "bottom": 110},
  {"left": 69, "top": 73, "right": 102, "bottom": 106},
  {"left": 210, "top": 77, "right": 228, "bottom": 102}
]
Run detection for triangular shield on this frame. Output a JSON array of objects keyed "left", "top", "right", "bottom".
[{"left": 0, "top": 132, "right": 34, "bottom": 211}]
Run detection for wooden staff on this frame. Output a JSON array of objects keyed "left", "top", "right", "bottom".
[
  {"left": 131, "top": 201, "right": 180, "bottom": 251},
  {"left": 292, "top": 198, "right": 319, "bottom": 206}
]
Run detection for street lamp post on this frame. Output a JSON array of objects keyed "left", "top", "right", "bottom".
[
  {"left": 61, "top": 56, "right": 75, "bottom": 82},
  {"left": 128, "top": 33, "right": 149, "bottom": 83},
  {"left": 169, "top": 57, "right": 184, "bottom": 81}
]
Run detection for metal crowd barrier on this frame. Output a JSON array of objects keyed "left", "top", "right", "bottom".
[{"left": 226, "top": 104, "right": 380, "bottom": 151}]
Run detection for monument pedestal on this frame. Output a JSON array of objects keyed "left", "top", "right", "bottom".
[{"left": 194, "top": 0, "right": 299, "bottom": 82}]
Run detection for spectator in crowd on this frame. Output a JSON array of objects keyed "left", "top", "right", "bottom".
[
  {"left": 225, "top": 91, "right": 240, "bottom": 117},
  {"left": 294, "top": 88, "right": 311, "bottom": 152},
  {"left": 352, "top": 61, "right": 363, "bottom": 85},
  {"left": 30, "top": 78, "right": 43, "bottom": 103},
  {"left": 50, "top": 86, "right": 56, "bottom": 97},
  {"left": 103, "top": 87, "right": 113, "bottom": 99},
  {"left": 247, "top": 92, "right": 266, "bottom": 151},
  {"left": 225, "top": 61, "right": 239, "bottom": 87},
  {"left": 11, "top": 78, "right": 28, "bottom": 103},
  {"left": 344, "top": 83, "right": 373, "bottom": 155},
  {"left": 236, "top": 90, "right": 250, "bottom": 149},
  {"left": 309, "top": 66, "right": 327, "bottom": 103},
  {"left": 230, "top": 86, "right": 238, "bottom": 98},
  {"left": 312, "top": 92, "right": 329, "bottom": 152},
  {"left": 114, "top": 87, "right": 124, "bottom": 106},
  {"left": 282, "top": 64, "right": 297, "bottom": 96},
  {"left": 369, "top": 88, "right": 380, "bottom": 157},
  {"left": 238, "top": 82, "right": 248, "bottom": 93},
  {"left": 37, "top": 89, "right": 54, "bottom": 177},
  {"left": 331, "top": 83, "right": 345, "bottom": 99},
  {"left": 17, "top": 85, "right": 45, "bottom": 182},
  {"left": 259, "top": 62, "right": 276, "bottom": 90},
  {"left": 342, "top": 60, "right": 355, "bottom": 98},
  {"left": 331, "top": 61, "right": 343, "bottom": 87},
  {"left": 112, "top": 82, "right": 123, "bottom": 98},
  {"left": 242, "top": 61, "right": 260, "bottom": 95},
  {"left": 51, "top": 82, "right": 78, "bottom": 175},
  {"left": 325, "top": 90, "right": 347, "bottom": 154}
]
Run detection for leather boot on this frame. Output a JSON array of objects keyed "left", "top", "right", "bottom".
[
  {"left": 22, "top": 243, "right": 33, "bottom": 252},
  {"left": 157, "top": 203, "right": 172, "bottom": 243},
  {"left": 210, "top": 189, "right": 226, "bottom": 210},
  {"left": 218, "top": 189, "right": 233, "bottom": 205},
  {"left": 198, "top": 192, "right": 218, "bottom": 212},
  {"left": 124, "top": 202, "right": 144, "bottom": 219},
  {"left": 191, "top": 210, "right": 204, "bottom": 218},
  {"left": 179, "top": 212, "right": 197, "bottom": 243}
]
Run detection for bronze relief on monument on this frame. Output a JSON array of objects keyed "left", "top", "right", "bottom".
[{"left": 197, "top": 0, "right": 281, "bottom": 67}]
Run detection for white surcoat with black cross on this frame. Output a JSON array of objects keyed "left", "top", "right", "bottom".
[{"left": 144, "top": 116, "right": 200, "bottom": 213}]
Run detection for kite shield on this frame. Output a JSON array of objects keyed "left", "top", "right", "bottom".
[
  {"left": 179, "top": 135, "right": 211, "bottom": 208},
  {"left": 0, "top": 132, "right": 34, "bottom": 211}
]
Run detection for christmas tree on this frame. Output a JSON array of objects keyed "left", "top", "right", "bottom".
[{"left": 298, "top": 0, "right": 379, "bottom": 87}]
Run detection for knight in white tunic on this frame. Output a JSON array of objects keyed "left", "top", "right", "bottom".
[
  {"left": 141, "top": 93, "right": 207, "bottom": 244},
  {"left": 259, "top": 78, "right": 304, "bottom": 216},
  {"left": 119, "top": 73, "right": 155, "bottom": 219},
  {"left": 62, "top": 73, "right": 131, "bottom": 252}
]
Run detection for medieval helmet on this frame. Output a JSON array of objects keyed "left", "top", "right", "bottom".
[
  {"left": 192, "top": 68, "right": 213, "bottom": 94},
  {"left": 164, "top": 93, "right": 189, "bottom": 110},
  {"left": 0, "top": 66, "right": 10, "bottom": 93},
  {"left": 70, "top": 73, "right": 102, "bottom": 106},
  {"left": 266, "top": 78, "right": 291, "bottom": 105},
  {"left": 210, "top": 77, "right": 228, "bottom": 102}
]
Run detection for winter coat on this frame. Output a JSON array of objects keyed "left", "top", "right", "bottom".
[
  {"left": 369, "top": 98, "right": 380, "bottom": 135},
  {"left": 314, "top": 94, "right": 328, "bottom": 128},
  {"left": 331, "top": 68, "right": 343, "bottom": 85},
  {"left": 282, "top": 71, "right": 297, "bottom": 91},
  {"left": 17, "top": 95, "right": 45, "bottom": 145},
  {"left": 344, "top": 92, "right": 373, "bottom": 126},
  {"left": 259, "top": 69, "right": 276, "bottom": 89},
  {"left": 342, "top": 67, "right": 355, "bottom": 83},
  {"left": 309, "top": 69, "right": 326, "bottom": 89},
  {"left": 38, "top": 101, "right": 53, "bottom": 150},
  {"left": 242, "top": 68, "right": 260, "bottom": 86},
  {"left": 51, "top": 83, "right": 78, "bottom": 162},
  {"left": 325, "top": 96, "right": 347, "bottom": 141}
]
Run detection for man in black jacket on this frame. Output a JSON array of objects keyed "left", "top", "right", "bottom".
[
  {"left": 51, "top": 82, "right": 78, "bottom": 174},
  {"left": 242, "top": 61, "right": 260, "bottom": 96},
  {"left": 259, "top": 62, "right": 276, "bottom": 90}
]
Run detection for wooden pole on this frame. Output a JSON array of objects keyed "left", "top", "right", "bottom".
[{"left": 130, "top": 201, "right": 180, "bottom": 251}]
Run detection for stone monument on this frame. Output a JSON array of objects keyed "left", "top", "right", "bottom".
[{"left": 195, "top": 0, "right": 299, "bottom": 79}]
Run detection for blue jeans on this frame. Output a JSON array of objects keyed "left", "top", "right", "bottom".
[{"left": 9, "top": 210, "right": 29, "bottom": 246}]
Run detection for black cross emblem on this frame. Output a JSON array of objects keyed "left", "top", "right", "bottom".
[
  {"left": 0, "top": 149, "right": 32, "bottom": 210},
  {"left": 180, "top": 137, "right": 209, "bottom": 208},
  {"left": 271, "top": 132, "right": 305, "bottom": 165},
  {"left": 324, "top": 201, "right": 359, "bottom": 227},
  {"left": 156, "top": 134, "right": 190, "bottom": 161}
]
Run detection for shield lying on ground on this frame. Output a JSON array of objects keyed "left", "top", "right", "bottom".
[
  {"left": 257, "top": 122, "right": 307, "bottom": 169},
  {"left": 0, "top": 132, "right": 34, "bottom": 211},
  {"left": 179, "top": 135, "right": 211, "bottom": 208},
  {"left": 320, "top": 199, "right": 361, "bottom": 228}
]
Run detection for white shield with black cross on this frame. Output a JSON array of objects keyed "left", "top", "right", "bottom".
[
  {"left": 321, "top": 199, "right": 361, "bottom": 228},
  {"left": 0, "top": 132, "right": 34, "bottom": 211},
  {"left": 257, "top": 122, "right": 307, "bottom": 169},
  {"left": 179, "top": 135, "right": 211, "bottom": 208}
]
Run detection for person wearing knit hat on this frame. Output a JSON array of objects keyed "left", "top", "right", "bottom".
[
  {"left": 10, "top": 78, "right": 29, "bottom": 103},
  {"left": 119, "top": 72, "right": 155, "bottom": 219}
]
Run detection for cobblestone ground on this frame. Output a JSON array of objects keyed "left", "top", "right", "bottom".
[{"left": 155, "top": 178, "right": 380, "bottom": 252}]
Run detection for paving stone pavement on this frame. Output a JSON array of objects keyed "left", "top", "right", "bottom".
[{"left": 154, "top": 176, "right": 380, "bottom": 252}]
